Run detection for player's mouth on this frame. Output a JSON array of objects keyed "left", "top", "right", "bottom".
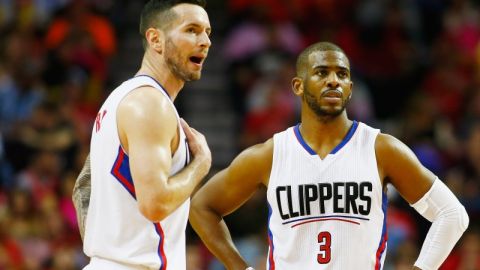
[
  {"left": 321, "top": 89, "right": 343, "bottom": 102},
  {"left": 189, "top": 54, "right": 206, "bottom": 68}
]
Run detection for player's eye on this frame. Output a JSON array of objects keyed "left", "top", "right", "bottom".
[
  {"left": 338, "top": 71, "right": 348, "bottom": 78},
  {"left": 316, "top": 70, "right": 328, "bottom": 76}
]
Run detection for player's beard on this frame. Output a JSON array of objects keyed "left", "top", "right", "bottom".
[
  {"left": 304, "top": 87, "right": 349, "bottom": 120},
  {"left": 164, "top": 38, "right": 201, "bottom": 82}
]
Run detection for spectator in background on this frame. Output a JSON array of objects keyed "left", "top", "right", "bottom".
[
  {"left": 43, "top": 0, "right": 116, "bottom": 108},
  {"left": 454, "top": 122, "right": 480, "bottom": 220},
  {"left": 240, "top": 58, "right": 299, "bottom": 148},
  {"left": 50, "top": 245, "right": 78, "bottom": 270},
  {"left": 15, "top": 150, "right": 61, "bottom": 207},
  {"left": 58, "top": 172, "right": 79, "bottom": 233},
  {"left": 222, "top": 4, "right": 303, "bottom": 120},
  {"left": 0, "top": 0, "right": 70, "bottom": 32},
  {"left": 442, "top": 120, "right": 480, "bottom": 225},
  {"left": 398, "top": 93, "right": 446, "bottom": 174},
  {"left": 8, "top": 101, "right": 79, "bottom": 173},
  {"left": 345, "top": 74, "right": 376, "bottom": 124},
  {"left": 57, "top": 70, "right": 99, "bottom": 151},
  {"left": 443, "top": 0, "right": 480, "bottom": 62},
  {"left": 44, "top": 0, "right": 116, "bottom": 63},
  {"left": 0, "top": 213, "right": 24, "bottom": 269},
  {"left": 420, "top": 37, "right": 470, "bottom": 125},
  {"left": 227, "top": 0, "right": 290, "bottom": 23},
  {"left": 0, "top": 29, "right": 45, "bottom": 137},
  {"left": 388, "top": 240, "right": 419, "bottom": 270},
  {"left": 0, "top": 29, "right": 48, "bottom": 187},
  {"left": 0, "top": 131, "right": 11, "bottom": 189},
  {"left": 6, "top": 188, "right": 49, "bottom": 270}
]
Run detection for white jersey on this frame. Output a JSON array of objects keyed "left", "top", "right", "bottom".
[
  {"left": 266, "top": 121, "right": 387, "bottom": 270},
  {"left": 84, "top": 75, "right": 190, "bottom": 270}
]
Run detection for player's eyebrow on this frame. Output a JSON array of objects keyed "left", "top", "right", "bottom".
[{"left": 313, "top": 65, "right": 350, "bottom": 71}]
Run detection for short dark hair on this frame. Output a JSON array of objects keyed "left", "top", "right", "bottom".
[
  {"left": 296, "top": 42, "right": 346, "bottom": 77},
  {"left": 139, "top": 0, "right": 207, "bottom": 49}
]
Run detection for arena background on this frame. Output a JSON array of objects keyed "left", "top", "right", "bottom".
[{"left": 0, "top": 0, "right": 479, "bottom": 269}]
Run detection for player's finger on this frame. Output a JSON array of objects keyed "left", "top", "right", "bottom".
[
  {"left": 180, "top": 118, "right": 189, "bottom": 128},
  {"left": 180, "top": 118, "right": 192, "bottom": 134}
]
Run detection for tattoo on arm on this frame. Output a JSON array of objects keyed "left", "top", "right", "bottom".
[{"left": 72, "top": 154, "right": 91, "bottom": 241}]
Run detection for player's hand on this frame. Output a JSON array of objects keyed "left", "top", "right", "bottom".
[{"left": 180, "top": 118, "right": 212, "bottom": 175}]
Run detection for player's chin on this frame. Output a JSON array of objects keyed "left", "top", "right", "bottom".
[
  {"left": 189, "top": 72, "right": 202, "bottom": 81},
  {"left": 182, "top": 71, "right": 201, "bottom": 82},
  {"left": 319, "top": 106, "right": 344, "bottom": 117}
]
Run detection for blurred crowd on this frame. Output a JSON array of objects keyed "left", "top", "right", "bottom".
[{"left": 0, "top": 0, "right": 479, "bottom": 269}]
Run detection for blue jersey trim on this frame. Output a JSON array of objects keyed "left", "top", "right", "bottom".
[
  {"left": 111, "top": 146, "right": 136, "bottom": 199},
  {"left": 132, "top": 74, "right": 171, "bottom": 99},
  {"left": 331, "top": 120, "right": 358, "bottom": 154},
  {"left": 374, "top": 192, "right": 388, "bottom": 269},
  {"left": 293, "top": 124, "right": 316, "bottom": 155},
  {"left": 294, "top": 120, "right": 359, "bottom": 156},
  {"left": 267, "top": 203, "right": 276, "bottom": 270}
]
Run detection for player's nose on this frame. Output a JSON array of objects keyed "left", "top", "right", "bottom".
[
  {"left": 199, "top": 32, "right": 211, "bottom": 48},
  {"left": 326, "top": 72, "right": 339, "bottom": 89}
]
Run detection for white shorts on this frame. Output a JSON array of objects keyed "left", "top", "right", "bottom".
[{"left": 84, "top": 257, "right": 151, "bottom": 270}]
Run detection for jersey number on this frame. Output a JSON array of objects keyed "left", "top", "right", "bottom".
[{"left": 317, "top": 231, "right": 331, "bottom": 264}]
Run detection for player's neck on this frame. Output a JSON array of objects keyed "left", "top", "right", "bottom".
[
  {"left": 137, "top": 55, "right": 185, "bottom": 101},
  {"left": 302, "top": 111, "right": 351, "bottom": 136},
  {"left": 299, "top": 112, "right": 353, "bottom": 157}
]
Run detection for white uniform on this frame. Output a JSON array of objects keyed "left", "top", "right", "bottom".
[
  {"left": 84, "top": 75, "right": 190, "bottom": 270},
  {"left": 266, "top": 121, "right": 387, "bottom": 270}
]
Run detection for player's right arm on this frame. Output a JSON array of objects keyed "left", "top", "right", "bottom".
[
  {"left": 72, "top": 153, "right": 91, "bottom": 241},
  {"left": 190, "top": 139, "right": 273, "bottom": 270},
  {"left": 117, "top": 86, "right": 211, "bottom": 222}
]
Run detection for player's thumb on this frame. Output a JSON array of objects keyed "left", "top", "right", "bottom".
[{"left": 180, "top": 118, "right": 194, "bottom": 139}]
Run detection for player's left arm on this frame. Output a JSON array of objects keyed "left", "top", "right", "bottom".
[{"left": 375, "top": 133, "right": 469, "bottom": 270}]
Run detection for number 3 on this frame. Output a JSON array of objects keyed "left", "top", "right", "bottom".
[{"left": 317, "top": 232, "right": 331, "bottom": 264}]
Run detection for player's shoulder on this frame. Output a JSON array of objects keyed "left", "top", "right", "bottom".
[
  {"left": 117, "top": 85, "right": 178, "bottom": 138},
  {"left": 374, "top": 132, "right": 413, "bottom": 165},
  {"left": 119, "top": 86, "right": 176, "bottom": 119},
  {"left": 124, "top": 85, "right": 171, "bottom": 105},
  {"left": 233, "top": 138, "right": 273, "bottom": 170},
  {"left": 242, "top": 138, "right": 274, "bottom": 160},
  {"left": 230, "top": 138, "right": 273, "bottom": 185},
  {"left": 375, "top": 132, "right": 405, "bottom": 152}
]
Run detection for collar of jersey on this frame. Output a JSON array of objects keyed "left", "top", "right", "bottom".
[
  {"left": 133, "top": 74, "right": 170, "bottom": 99},
  {"left": 293, "top": 120, "right": 359, "bottom": 156}
]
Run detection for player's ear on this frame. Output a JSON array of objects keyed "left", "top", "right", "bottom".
[
  {"left": 145, "top": 27, "right": 164, "bottom": 53},
  {"left": 292, "top": 76, "right": 304, "bottom": 96}
]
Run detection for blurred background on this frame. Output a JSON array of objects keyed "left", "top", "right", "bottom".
[{"left": 0, "top": 0, "right": 479, "bottom": 269}]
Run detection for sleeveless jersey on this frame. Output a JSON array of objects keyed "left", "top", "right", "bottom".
[
  {"left": 84, "top": 75, "right": 190, "bottom": 270},
  {"left": 266, "top": 121, "right": 387, "bottom": 270}
]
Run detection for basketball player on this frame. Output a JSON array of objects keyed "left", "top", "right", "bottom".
[
  {"left": 189, "top": 42, "right": 469, "bottom": 270},
  {"left": 72, "top": 1, "right": 212, "bottom": 269}
]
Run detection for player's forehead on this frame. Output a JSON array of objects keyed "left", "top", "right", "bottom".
[
  {"left": 171, "top": 3, "right": 211, "bottom": 29},
  {"left": 307, "top": 50, "right": 350, "bottom": 70}
]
